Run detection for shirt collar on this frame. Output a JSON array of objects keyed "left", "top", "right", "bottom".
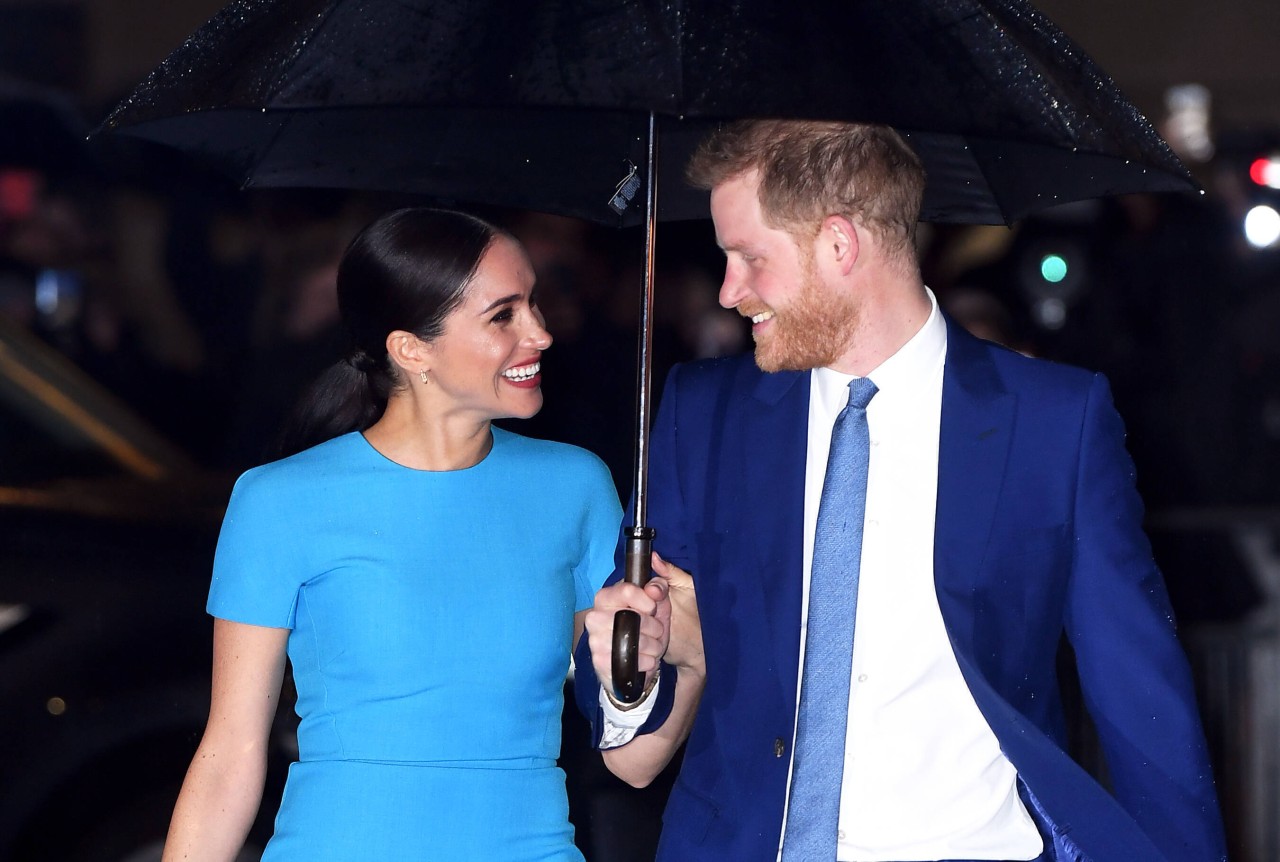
[{"left": 812, "top": 288, "right": 946, "bottom": 414}]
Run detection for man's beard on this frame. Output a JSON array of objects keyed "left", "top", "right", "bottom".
[{"left": 753, "top": 257, "right": 860, "bottom": 373}]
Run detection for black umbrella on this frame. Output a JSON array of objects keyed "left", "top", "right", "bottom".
[
  {"left": 99, "top": 0, "right": 1194, "bottom": 700},
  {"left": 100, "top": 0, "right": 1193, "bottom": 225}
]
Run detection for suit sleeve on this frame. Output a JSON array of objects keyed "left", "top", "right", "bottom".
[
  {"left": 572, "top": 363, "right": 689, "bottom": 742},
  {"left": 1064, "top": 373, "right": 1227, "bottom": 862}
]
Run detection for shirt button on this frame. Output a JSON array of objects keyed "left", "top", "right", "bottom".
[
  {"left": 774, "top": 737, "right": 786, "bottom": 757},
  {"left": 858, "top": 674, "right": 868, "bottom": 682},
  {"left": 838, "top": 829, "right": 846, "bottom": 840}
]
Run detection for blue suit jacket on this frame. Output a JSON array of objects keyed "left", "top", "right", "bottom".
[{"left": 576, "top": 320, "right": 1227, "bottom": 862}]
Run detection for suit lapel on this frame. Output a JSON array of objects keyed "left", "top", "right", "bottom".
[
  {"left": 935, "top": 319, "right": 1016, "bottom": 658},
  {"left": 741, "top": 367, "right": 810, "bottom": 701}
]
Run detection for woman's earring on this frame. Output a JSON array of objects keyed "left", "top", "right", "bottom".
[{"left": 420, "top": 370, "right": 429, "bottom": 384}]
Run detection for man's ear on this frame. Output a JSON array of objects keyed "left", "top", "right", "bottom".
[
  {"left": 385, "top": 330, "right": 429, "bottom": 376},
  {"left": 819, "top": 214, "right": 860, "bottom": 276}
]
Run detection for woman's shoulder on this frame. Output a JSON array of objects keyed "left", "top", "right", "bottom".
[
  {"left": 231, "top": 433, "right": 364, "bottom": 498},
  {"left": 494, "top": 429, "right": 614, "bottom": 484}
]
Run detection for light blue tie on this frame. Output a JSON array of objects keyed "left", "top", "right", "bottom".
[{"left": 782, "top": 377, "right": 877, "bottom": 861}]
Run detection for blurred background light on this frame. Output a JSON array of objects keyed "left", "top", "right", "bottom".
[
  {"left": 1249, "top": 156, "right": 1280, "bottom": 189},
  {"left": 1016, "top": 233, "right": 1088, "bottom": 332},
  {"left": 1163, "top": 83, "right": 1215, "bottom": 163},
  {"left": 1243, "top": 204, "right": 1280, "bottom": 249},
  {"left": 1039, "top": 253, "right": 1069, "bottom": 284}
]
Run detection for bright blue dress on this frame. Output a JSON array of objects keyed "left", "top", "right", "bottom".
[{"left": 207, "top": 428, "right": 622, "bottom": 860}]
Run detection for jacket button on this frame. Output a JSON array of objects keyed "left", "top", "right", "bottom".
[{"left": 774, "top": 738, "right": 786, "bottom": 757}]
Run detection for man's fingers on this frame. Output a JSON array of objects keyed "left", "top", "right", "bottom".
[
  {"left": 592, "top": 581, "right": 660, "bottom": 616},
  {"left": 643, "top": 576, "right": 670, "bottom": 602},
  {"left": 652, "top": 552, "right": 695, "bottom": 589},
  {"left": 584, "top": 602, "right": 667, "bottom": 642},
  {"left": 586, "top": 616, "right": 668, "bottom": 676},
  {"left": 585, "top": 568, "right": 682, "bottom": 681}
]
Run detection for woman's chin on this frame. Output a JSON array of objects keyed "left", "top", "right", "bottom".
[{"left": 500, "top": 391, "right": 544, "bottom": 421}]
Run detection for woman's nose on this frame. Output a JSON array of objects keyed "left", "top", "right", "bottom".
[{"left": 525, "top": 318, "right": 553, "bottom": 350}]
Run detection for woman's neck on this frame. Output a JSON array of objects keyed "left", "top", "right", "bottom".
[{"left": 362, "top": 397, "right": 493, "bottom": 471}]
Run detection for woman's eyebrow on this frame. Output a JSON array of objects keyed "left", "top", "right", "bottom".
[{"left": 480, "top": 293, "right": 521, "bottom": 313}]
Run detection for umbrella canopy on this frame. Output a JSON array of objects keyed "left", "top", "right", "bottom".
[{"left": 100, "top": 0, "right": 1194, "bottom": 227}]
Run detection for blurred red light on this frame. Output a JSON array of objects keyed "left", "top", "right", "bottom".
[
  {"left": 1250, "top": 156, "right": 1280, "bottom": 189},
  {"left": 0, "top": 169, "right": 40, "bottom": 220}
]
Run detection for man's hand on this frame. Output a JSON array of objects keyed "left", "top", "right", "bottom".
[
  {"left": 652, "top": 554, "right": 703, "bottom": 675},
  {"left": 585, "top": 560, "right": 672, "bottom": 692},
  {"left": 590, "top": 553, "right": 706, "bottom": 785},
  {"left": 584, "top": 552, "right": 705, "bottom": 694}
]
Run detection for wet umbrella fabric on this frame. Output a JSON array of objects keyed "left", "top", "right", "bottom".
[{"left": 100, "top": 0, "right": 1195, "bottom": 228}]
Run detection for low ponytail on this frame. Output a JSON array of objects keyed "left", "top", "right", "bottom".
[{"left": 274, "top": 350, "right": 391, "bottom": 458}]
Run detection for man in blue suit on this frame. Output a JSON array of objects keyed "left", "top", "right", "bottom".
[{"left": 576, "top": 120, "right": 1227, "bottom": 862}]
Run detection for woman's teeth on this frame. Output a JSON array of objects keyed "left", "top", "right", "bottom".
[{"left": 502, "top": 362, "right": 540, "bottom": 381}]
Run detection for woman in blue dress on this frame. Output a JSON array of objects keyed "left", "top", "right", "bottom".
[{"left": 162, "top": 208, "right": 623, "bottom": 861}]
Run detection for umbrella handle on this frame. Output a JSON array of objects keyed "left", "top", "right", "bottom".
[
  {"left": 610, "top": 530, "right": 654, "bottom": 703},
  {"left": 611, "top": 610, "right": 643, "bottom": 702}
]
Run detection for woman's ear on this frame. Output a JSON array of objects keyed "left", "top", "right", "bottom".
[{"left": 385, "top": 330, "right": 429, "bottom": 377}]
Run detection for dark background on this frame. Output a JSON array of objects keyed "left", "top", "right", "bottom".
[{"left": 2, "top": 1, "right": 1280, "bottom": 861}]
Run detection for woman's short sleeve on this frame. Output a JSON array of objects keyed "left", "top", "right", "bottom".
[
  {"left": 572, "top": 455, "right": 623, "bottom": 612},
  {"left": 207, "top": 468, "right": 310, "bottom": 628}
]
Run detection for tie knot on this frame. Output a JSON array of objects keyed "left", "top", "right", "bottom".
[{"left": 846, "top": 377, "right": 877, "bottom": 410}]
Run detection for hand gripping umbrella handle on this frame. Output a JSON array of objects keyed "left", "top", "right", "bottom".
[{"left": 611, "top": 529, "right": 655, "bottom": 704}]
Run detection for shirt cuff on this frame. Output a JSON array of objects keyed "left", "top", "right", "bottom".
[{"left": 597, "top": 677, "right": 662, "bottom": 749}]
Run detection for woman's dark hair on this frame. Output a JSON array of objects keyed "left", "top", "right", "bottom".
[{"left": 275, "top": 207, "right": 500, "bottom": 457}]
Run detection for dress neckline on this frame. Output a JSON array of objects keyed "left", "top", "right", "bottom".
[{"left": 353, "top": 427, "right": 506, "bottom": 475}]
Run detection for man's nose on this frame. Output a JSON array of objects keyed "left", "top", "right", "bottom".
[{"left": 718, "top": 266, "right": 745, "bottom": 310}]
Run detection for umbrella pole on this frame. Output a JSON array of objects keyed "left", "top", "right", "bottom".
[{"left": 610, "top": 111, "right": 659, "bottom": 704}]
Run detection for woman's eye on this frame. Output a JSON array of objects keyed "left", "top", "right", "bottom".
[{"left": 492, "top": 308, "right": 514, "bottom": 323}]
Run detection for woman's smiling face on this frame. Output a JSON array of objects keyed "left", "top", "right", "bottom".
[{"left": 424, "top": 234, "right": 552, "bottom": 421}]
